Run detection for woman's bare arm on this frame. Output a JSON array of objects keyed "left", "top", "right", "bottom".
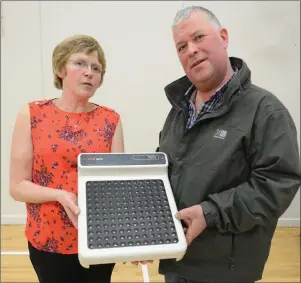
[
  {"left": 10, "top": 104, "right": 65, "bottom": 204},
  {"left": 111, "top": 119, "right": 125, "bottom": 153}
]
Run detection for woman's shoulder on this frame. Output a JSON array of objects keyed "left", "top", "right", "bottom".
[
  {"left": 26, "top": 100, "right": 56, "bottom": 120},
  {"left": 95, "top": 104, "right": 121, "bottom": 118},
  {"left": 28, "top": 99, "right": 53, "bottom": 108},
  {"left": 15, "top": 99, "right": 53, "bottom": 118}
]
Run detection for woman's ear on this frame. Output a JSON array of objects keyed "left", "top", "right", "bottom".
[{"left": 57, "top": 68, "right": 66, "bottom": 79}]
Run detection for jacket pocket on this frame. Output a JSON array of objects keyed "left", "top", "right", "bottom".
[
  {"left": 234, "top": 227, "right": 272, "bottom": 260},
  {"left": 183, "top": 228, "right": 233, "bottom": 262}
]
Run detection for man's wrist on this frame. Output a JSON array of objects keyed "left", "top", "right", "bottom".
[{"left": 200, "top": 201, "right": 218, "bottom": 228}]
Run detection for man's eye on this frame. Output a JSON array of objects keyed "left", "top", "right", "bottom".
[
  {"left": 178, "top": 45, "right": 186, "bottom": 52},
  {"left": 195, "top": 35, "right": 203, "bottom": 41}
]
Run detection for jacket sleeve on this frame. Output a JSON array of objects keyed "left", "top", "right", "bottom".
[{"left": 201, "top": 108, "right": 300, "bottom": 234}]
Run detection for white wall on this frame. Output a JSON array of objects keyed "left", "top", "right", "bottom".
[
  {"left": 1, "top": 1, "right": 300, "bottom": 225},
  {"left": 1, "top": 1, "right": 44, "bottom": 223}
]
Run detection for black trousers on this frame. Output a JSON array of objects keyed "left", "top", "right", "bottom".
[
  {"left": 28, "top": 241, "right": 115, "bottom": 283},
  {"left": 164, "top": 272, "right": 255, "bottom": 283}
]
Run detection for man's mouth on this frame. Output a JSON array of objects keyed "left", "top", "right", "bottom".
[{"left": 191, "top": 59, "right": 206, "bottom": 68}]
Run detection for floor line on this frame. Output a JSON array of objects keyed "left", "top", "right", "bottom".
[{"left": 1, "top": 251, "right": 29, "bottom": 255}]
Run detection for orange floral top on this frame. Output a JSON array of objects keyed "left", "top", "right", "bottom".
[{"left": 25, "top": 99, "right": 120, "bottom": 254}]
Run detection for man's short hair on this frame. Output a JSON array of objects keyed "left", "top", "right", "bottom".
[{"left": 172, "top": 6, "right": 222, "bottom": 29}]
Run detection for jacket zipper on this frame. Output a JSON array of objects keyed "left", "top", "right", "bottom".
[
  {"left": 229, "top": 234, "right": 235, "bottom": 271},
  {"left": 175, "top": 99, "right": 230, "bottom": 202},
  {"left": 172, "top": 89, "right": 242, "bottom": 214},
  {"left": 181, "top": 105, "right": 226, "bottom": 135}
]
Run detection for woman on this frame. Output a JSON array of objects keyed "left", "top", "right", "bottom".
[{"left": 9, "top": 34, "right": 124, "bottom": 283}]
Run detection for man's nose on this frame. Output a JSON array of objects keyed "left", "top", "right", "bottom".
[{"left": 187, "top": 42, "right": 198, "bottom": 56}]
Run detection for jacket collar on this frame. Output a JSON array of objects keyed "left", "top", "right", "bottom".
[{"left": 164, "top": 57, "right": 251, "bottom": 110}]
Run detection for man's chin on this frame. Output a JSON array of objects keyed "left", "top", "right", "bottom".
[{"left": 188, "top": 73, "right": 213, "bottom": 86}]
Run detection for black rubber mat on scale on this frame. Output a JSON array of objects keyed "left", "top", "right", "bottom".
[{"left": 85, "top": 179, "right": 179, "bottom": 249}]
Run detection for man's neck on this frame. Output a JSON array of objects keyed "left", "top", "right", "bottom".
[
  {"left": 192, "top": 65, "right": 234, "bottom": 113},
  {"left": 196, "top": 66, "right": 234, "bottom": 103}
]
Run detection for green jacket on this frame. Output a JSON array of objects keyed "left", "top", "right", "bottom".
[{"left": 158, "top": 57, "right": 300, "bottom": 282}]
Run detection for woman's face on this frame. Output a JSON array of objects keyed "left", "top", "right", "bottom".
[{"left": 59, "top": 51, "right": 103, "bottom": 99}]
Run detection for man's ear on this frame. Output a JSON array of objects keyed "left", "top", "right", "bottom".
[{"left": 220, "top": 28, "right": 229, "bottom": 49}]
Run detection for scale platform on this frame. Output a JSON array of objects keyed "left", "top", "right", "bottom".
[{"left": 77, "top": 152, "right": 187, "bottom": 267}]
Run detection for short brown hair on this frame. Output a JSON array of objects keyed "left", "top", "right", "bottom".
[{"left": 52, "top": 34, "right": 106, "bottom": 89}]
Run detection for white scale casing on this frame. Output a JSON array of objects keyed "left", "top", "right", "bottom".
[{"left": 77, "top": 152, "right": 187, "bottom": 268}]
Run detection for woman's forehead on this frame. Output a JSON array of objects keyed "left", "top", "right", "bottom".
[{"left": 69, "top": 51, "right": 100, "bottom": 63}]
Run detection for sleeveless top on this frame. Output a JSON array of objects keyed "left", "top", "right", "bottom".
[{"left": 25, "top": 99, "right": 120, "bottom": 254}]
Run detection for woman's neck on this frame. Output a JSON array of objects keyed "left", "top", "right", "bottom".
[{"left": 54, "top": 93, "right": 95, "bottom": 113}]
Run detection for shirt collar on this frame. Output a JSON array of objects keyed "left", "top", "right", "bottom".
[{"left": 185, "top": 67, "right": 238, "bottom": 102}]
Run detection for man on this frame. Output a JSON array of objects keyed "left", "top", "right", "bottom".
[{"left": 157, "top": 6, "right": 300, "bottom": 283}]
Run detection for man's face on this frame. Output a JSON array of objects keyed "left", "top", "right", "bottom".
[{"left": 173, "top": 12, "right": 229, "bottom": 88}]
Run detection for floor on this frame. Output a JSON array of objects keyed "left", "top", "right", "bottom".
[{"left": 1, "top": 225, "right": 300, "bottom": 282}]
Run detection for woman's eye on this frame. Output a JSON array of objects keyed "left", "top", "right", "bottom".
[{"left": 76, "top": 61, "right": 84, "bottom": 66}]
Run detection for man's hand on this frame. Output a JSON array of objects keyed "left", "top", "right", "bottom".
[
  {"left": 56, "top": 190, "right": 80, "bottom": 229},
  {"left": 175, "top": 204, "right": 207, "bottom": 245}
]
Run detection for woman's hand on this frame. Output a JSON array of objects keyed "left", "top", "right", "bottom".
[{"left": 56, "top": 190, "right": 80, "bottom": 229}]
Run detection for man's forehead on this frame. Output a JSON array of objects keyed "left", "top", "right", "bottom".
[{"left": 174, "top": 29, "right": 204, "bottom": 43}]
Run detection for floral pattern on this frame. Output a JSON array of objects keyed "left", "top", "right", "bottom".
[
  {"left": 57, "top": 124, "right": 87, "bottom": 144},
  {"left": 25, "top": 99, "right": 120, "bottom": 254},
  {"left": 28, "top": 204, "right": 41, "bottom": 220},
  {"left": 33, "top": 160, "right": 54, "bottom": 187},
  {"left": 102, "top": 118, "right": 117, "bottom": 148}
]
